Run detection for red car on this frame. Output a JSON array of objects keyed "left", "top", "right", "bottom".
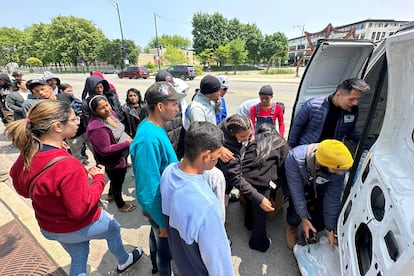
[{"left": 118, "top": 66, "right": 150, "bottom": 79}]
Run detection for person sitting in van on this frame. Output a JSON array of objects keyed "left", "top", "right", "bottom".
[{"left": 249, "top": 85, "right": 285, "bottom": 137}]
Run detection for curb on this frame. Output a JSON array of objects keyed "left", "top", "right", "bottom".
[{"left": 0, "top": 181, "right": 102, "bottom": 276}]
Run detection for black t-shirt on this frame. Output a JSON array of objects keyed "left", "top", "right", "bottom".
[{"left": 320, "top": 95, "right": 342, "bottom": 141}]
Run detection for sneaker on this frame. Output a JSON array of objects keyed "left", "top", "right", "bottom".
[
  {"left": 285, "top": 225, "right": 298, "bottom": 249},
  {"left": 117, "top": 247, "right": 143, "bottom": 273}
]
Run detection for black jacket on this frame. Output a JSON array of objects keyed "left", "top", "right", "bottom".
[
  {"left": 217, "top": 120, "right": 264, "bottom": 205},
  {"left": 242, "top": 131, "right": 289, "bottom": 188}
]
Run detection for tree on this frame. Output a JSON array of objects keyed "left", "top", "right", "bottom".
[
  {"left": 196, "top": 48, "right": 216, "bottom": 67},
  {"left": 98, "top": 39, "right": 140, "bottom": 68},
  {"left": 0, "top": 27, "right": 25, "bottom": 65},
  {"left": 192, "top": 12, "right": 228, "bottom": 55},
  {"left": 241, "top": 24, "right": 264, "bottom": 64},
  {"left": 261, "top": 32, "right": 289, "bottom": 63},
  {"left": 216, "top": 45, "right": 230, "bottom": 66},
  {"left": 48, "top": 16, "right": 106, "bottom": 67},
  {"left": 162, "top": 46, "right": 187, "bottom": 65},
  {"left": 147, "top": 34, "right": 191, "bottom": 50},
  {"left": 228, "top": 39, "right": 248, "bottom": 73}
]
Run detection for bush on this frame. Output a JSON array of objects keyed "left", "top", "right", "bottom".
[
  {"left": 194, "top": 65, "right": 203, "bottom": 76},
  {"left": 261, "top": 68, "right": 295, "bottom": 75}
]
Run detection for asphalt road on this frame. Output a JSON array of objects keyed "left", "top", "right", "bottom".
[{"left": 17, "top": 71, "right": 302, "bottom": 275}]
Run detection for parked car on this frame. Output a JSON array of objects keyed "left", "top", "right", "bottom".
[
  {"left": 166, "top": 65, "right": 196, "bottom": 80},
  {"left": 103, "top": 68, "right": 119, "bottom": 74},
  {"left": 290, "top": 22, "right": 414, "bottom": 275},
  {"left": 118, "top": 66, "right": 149, "bottom": 79}
]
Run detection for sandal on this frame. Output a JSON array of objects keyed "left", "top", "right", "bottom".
[
  {"left": 117, "top": 247, "right": 143, "bottom": 273},
  {"left": 118, "top": 203, "right": 137, "bottom": 212}
]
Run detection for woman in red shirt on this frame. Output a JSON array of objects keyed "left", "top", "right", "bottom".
[{"left": 6, "top": 100, "right": 142, "bottom": 275}]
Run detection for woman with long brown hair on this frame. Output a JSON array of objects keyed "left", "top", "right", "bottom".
[{"left": 6, "top": 100, "right": 142, "bottom": 275}]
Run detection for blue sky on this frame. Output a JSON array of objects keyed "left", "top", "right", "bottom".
[{"left": 2, "top": 0, "right": 412, "bottom": 48}]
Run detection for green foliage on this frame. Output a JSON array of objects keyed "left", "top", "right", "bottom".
[
  {"left": 26, "top": 57, "right": 42, "bottom": 67},
  {"left": 192, "top": 12, "right": 229, "bottom": 55},
  {"left": 147, "top": 34, "right": 191, "bottom": 50},
  {"left": 216, "top": 45, "right": 230, "bottom": 66},
  {"left": 192, "top": 12, "right": 287, "bottom": 65},
  {"left": 145, "top": 61, "right": 156, "bottom": 71},
  {"left": 261, "top": 32, "right": 289, "bottom": 61},
  {"left": 162, "top": 46, "right": 187, "bottom": 65},
  {"left": 194, "top": 65, "right": 204, "bottom": 76},
  {"left": 196, "top": 48, "right": 216, "bottom": 66},
  {"left": 2, "top": 16, "right": 141, "bottom": 69},
  {"left": 228, "top": 39, "right": 248, "bottom": 73},
  {"left": 261, "top": 68, "right": 295, "bottom": 75},
  {"left": 0, "top": 27, "right": 25, "bottom": 65}
]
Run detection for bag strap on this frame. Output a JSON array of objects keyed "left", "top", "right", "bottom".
[{"left": 28, "top": 156, "right": 69, "bottom": 198}]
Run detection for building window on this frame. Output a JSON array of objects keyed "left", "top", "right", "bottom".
[
  {"left": 381, "top": 32, "right": 386, "bottom": 39},
  {"left": 371, "top": 32, "right": 376, "bottom": 40},
  {"left": 369, "top": 23, "right": 372, "bottom": 27},
  {"left": 376, "top": 32, "right": 381, "bottom": 40},
  {"left": 361, "top": 33, "right": 365, "bottom": 39},
  {"left": 390, "top": 32, "right": 394, "bottom": 36}
]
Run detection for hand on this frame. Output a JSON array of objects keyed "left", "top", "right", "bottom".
[
  {"left": 326, "top": 229, "right": 338, "bottom": 248},
  {"left": 126, "top": 135, "right": 133, "bottom": 143},
  {"left": 219, "top": 147, "right": 235, "bottom": 163},
  {"left": 301, "top": 218, "right": 317, "bottom": 240},
  {"left": 87, "top": 164, "right": 105, "bottom": 179},
  {"left": 159, "top": 228, "right": 168, "bottom": 238},
  {"left": 260, "top": 197, "right": 275, "bottom": 212}
]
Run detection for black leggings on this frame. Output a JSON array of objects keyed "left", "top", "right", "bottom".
[
  {"left": 244, "top": 186, "right": 272, "bottom": 252},
  {"left": 106, "top": 167, "right": 127, "bottom": 208}
]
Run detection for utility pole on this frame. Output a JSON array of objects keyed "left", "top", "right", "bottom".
[
  {"left": 154, "top": 13, "right": 161, "bottom": 71},
  {"left": 293, "top": 24, "right": 305, "bottom": 77},
  {"left": 107, "top": 0, "right": 128, "bottom": 69}
]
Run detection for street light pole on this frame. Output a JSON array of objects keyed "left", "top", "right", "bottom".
[
  {"left": 107, "top": 0, "right": 128, "bottom": 69},
  {"left": 154, "top": 13, "right": 161, "bottom": 71}
]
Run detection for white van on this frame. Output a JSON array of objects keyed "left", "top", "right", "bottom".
[{"left": 290, "top": 22, "right": 414, "bottom": 275}]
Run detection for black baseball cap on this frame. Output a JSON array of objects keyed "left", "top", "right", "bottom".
[
  {"left": 144, "top": 81, "right": 186, "bottom": 105},
  {"left": 26, "top": 79, "right": 49, "bottom": 92}
]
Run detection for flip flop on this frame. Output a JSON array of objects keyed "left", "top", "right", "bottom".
[
  {"left": 118, "top": 203, "right": 137, "bottom": 212},
  {"left": 117, "top": 247, "right": 143, "bottom": 273}
]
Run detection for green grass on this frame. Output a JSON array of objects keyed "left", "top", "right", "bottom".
[{"left": 260, "top": 68, "right": 295, "bottom": 75}]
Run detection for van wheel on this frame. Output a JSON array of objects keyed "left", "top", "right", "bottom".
[
  {"left": 189, "top": 77, "right": 194, "bottom": 80},
  {"left": 180, "top": 74, "right": 186, "bottom": 80}
]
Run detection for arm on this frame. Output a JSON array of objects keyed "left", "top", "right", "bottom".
[
  {"left": 188, "top": 106, "right": 207, "bottom": 124},
  {"left": 60, "top": 161, "right": 106, "bottom": 220},
  {"left": 220, "top": 157, "right": 264, "bottom": 205},
  {"left": 131, "top": 140, "right": 166, "bottom": 228},
  {"left": 5, "top": 94, "right": 23, "bottom": 113},
  {"left": 284, "top": 152, "right": 308, "bottom": 219},
  {"left": 287, "top": 102, "right": 311, "bottom": 148},
  {"left": 322, "top": 174, "right": 344, "bottom": 231},
  {"left": 249, "top": 105, "right": 257, "bottom": 130},
  {"left": 198, "top": 208, "right": 234, "bottom": 276},
  {"left": 275, "top": 105, "right": 285, "bottom": 137},
  {"left": 88, "top": 127, "right": 130, "bottom": 156}
]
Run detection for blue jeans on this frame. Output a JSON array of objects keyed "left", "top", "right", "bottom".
[
  {"left": 41, "top": 210, "right": 129, "bottom": 276},
  {"left": 148, "top": 218, "right": 172, "bottom": 276}
]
